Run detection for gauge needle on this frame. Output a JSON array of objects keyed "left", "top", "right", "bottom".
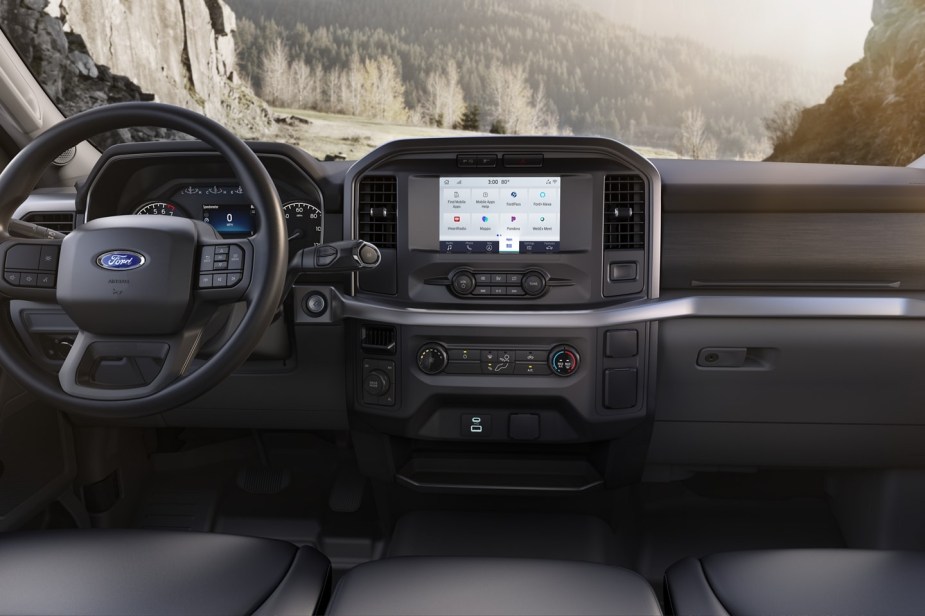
[{"left": 288, "top": 230, "right": 304, "bottom": 240}]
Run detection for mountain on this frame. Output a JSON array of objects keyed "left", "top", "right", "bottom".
[
  {"left": 225, "top": 0, "right": 823, "bottom": 158},
  {"left": 0, "top": 0, "right": 273, "bottom": 146},
  {"left": 768, "top": 0, "right": 925, "bottom": 166}
]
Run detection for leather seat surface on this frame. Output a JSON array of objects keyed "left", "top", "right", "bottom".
[
  {"left": 666, "top": 549, "right": 925, "bottom": 616},
  {"left": 0, "top": 529, "right": 330, "bottom": 616},
  {"left": 326, "top": 555, "right": 662, "bottom": 616}
]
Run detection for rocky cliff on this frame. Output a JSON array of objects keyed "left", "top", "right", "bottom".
[
  {"left": 0, "top": 0, "right": 273, "bottom": 146},
  {"left": 767, "top": 0, "right": 925, "bottom": 166}
]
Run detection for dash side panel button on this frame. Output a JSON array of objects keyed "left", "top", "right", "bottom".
[
  {"left": 609, "top": 262, "right": 638, "bottom": 282},
  {"left": 509, "top": 414, "right": 540, "bottom": 440},
  {"left": 603, "top": 369, "right": 638, "bottom": 409},
  {"left": 605, "top": 330, "right": 638, "bottom": 358}
]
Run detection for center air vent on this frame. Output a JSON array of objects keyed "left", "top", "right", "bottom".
[
  {"left": 21, "top": 212, "right": 75, "bottom": 234},
  {"left": 361, "top": 324, "right": 397, "bottom": 355},
  {"left": 603, "top": 175, "right": 645, "bottom": 250},
  {"left": 357, "top": 176, "right": 397, "bottom": 248}
]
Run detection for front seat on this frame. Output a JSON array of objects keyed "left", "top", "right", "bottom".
[
  {"left": 0, "top": 529, "right": 331, "bottom": 616},
  {"left": 325, "top": 556, "right": 662, "bottom": 615},
  {"left": 665, "top": 549, "right": 925, "bottom": 616}
]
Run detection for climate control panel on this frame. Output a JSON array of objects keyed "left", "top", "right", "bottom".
[{"left": 416, "top": 343, "right": 579, "bottom": 377}]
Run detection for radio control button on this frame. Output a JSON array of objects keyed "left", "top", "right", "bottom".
[{"left": 522, "top": 272, "right": 546, "bottom": 296}]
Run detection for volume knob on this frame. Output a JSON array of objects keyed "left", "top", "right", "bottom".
[{"left": 417, "top": 344, "right": 448, "bottom": 375}]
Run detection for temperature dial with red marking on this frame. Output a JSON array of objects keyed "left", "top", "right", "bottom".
[{"left": 549, "top": 345, "right": 580, "bottom": 377}]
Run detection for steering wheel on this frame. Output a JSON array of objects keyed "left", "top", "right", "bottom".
[{"left": 0, "top": 102, "right": 288, "bottom": 417}]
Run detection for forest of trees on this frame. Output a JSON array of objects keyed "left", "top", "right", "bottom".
[{"left": 227, "top": 0, "right": 830, "bottom": 159}]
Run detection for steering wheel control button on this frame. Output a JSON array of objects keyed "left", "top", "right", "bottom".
[
  {"left": 549, "top": 345, "right": 580, "bottom": 377},
  {"left": 509, "top": 414, "right": 540, "bottom": 440},
  {"left": 451, "top": 271, "right": 476, "bottom": 295},
  {"left": 20, "top": 272, "right": 37, "bottom": 287},
  {"left": 3, "top": 272, "right": 20, "bottom": 285},
  {"left": 199, "top": 246, "right": 215, "bottom": 271},
  {"left": 417, "top": 344, "right": 448, "bottom": 375},
  {"left": 228, "top": 246, "right": 244, "bottom": 268},
  {"left": 37, "top": 273, "right": 56, "bottom": 288},
  {"left": 522, "top": 272, "right": 547, "bottom": 296},
  {"left": 39, "top": 245, "right": 60, "bottom": 270},
  {"left": 362, "top": 359, "right": 396, "bottom": 406},
  {"left": 461, "top": 414, "right": 491, "bottom": 438},
  {"left": 199, "top": 245, "right": 245, "bottom": 288},
  {"left": 5, "top": 244, "right": 41, "bottom": 270}
]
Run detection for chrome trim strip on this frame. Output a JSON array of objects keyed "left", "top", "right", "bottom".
[{"left": 331, "top": 291, "right": 925, "bottom": 328}]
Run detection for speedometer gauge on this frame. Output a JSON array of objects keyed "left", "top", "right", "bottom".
[
  {"left": 282, "top": 201, "right": 323, "bottom": 246},
  {"left": 134, "top": 202, "right": 180, "bottom": 216}
]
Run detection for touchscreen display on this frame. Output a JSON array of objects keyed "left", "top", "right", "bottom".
[{"left": 438, "top": 177, "right": 561, "bottom": 254}]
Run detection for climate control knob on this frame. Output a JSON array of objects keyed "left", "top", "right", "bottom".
[
  {"left": 549, "top": 345, "right": 580, "bottom": 377},
  {"left": 417, "top": 343, "right": 448, "bottom": 375}
]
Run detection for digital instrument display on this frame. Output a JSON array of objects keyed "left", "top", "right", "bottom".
[
  {"left": 438, "top": 177, "right": 561, "bottom": 254},
  {"left": 202, "top": 203, "right": 256, "bottom": 236}
]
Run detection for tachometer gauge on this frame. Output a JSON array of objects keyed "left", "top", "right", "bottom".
[
  {"left": 134, "top": 201, "right": 181, "bottom": 216},
  {"left": 282, "top": 201, "right": 323, "bottom": 245}
]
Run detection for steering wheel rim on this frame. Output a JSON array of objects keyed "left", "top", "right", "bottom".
[{"left": 0, "top": 102, "right": 288, "bottom": 417}]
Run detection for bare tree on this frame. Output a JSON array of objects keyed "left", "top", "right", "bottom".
[
  {"left": 486, "top": 62, "right": 532, "bottom": 134},
  {"left": 419, "top": 60, "right": 466, "bottom": 128},
  {"left": 360, "top": 57, "right": 408, "bottom": 122},
  {"left": 260, "top": 39, "right": 290, "bottom": 107},
  {"left": 291, "top": 60, "right": 321, "bottom": 110},
  {"left": 486, "top": 62, "right": 558, "bottom": 135},
  {"left": 678, "top": 108, "right": 718, "bottom": 159}
]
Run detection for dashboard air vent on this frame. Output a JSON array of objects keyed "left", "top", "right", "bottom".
[
  {"left": 361, "top": 324, "right": 397, "bottom": 355},
  {"left": 21, "top": 212, "right": 76, "bottom": 234},
  {"left": 603, "top": 175, "right": 645, "bottom": 250},
  {"left": 357, "top": 175, "right": 397, "bottom": 248}
]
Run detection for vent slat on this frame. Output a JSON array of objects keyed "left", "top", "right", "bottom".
[
  {"left": 357, "top": 176, "right": 397, "bottom": 248},
  {"left": 603, "top": 175, "right": 645, "bottom": 250},
  {"left": 21, "top": 212, "right": 75, "bottom": 234},
  {"left": 361, "top": 324, "right": 397, "bottom": 355}
]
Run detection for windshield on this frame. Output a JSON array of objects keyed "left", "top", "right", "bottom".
[{"left": 2, "top": 0, "right": 901, "bottom": 164}]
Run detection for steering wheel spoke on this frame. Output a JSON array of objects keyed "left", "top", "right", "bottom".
[
  {"left": 58, "top": 327, "right": 205, "bottom": 401},
  {"left": 0, "top": 238, "right": 62, "bottom": 301}
]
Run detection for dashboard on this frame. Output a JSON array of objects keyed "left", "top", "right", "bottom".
[{"left": 11, "top": 135, "right": 925, "bottom": 492}]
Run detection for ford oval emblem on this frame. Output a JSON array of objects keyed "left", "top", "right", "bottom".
[{"left": 96, "top": 251, "right": 146, "bottom": 271}]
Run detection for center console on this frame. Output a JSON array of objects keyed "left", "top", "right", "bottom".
[{"left": 332, "top": 136, "right": 661, "bottom": 490}]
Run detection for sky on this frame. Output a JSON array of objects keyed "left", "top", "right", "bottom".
[{"left": 577, "top": 0, "right": 873, "bottom": 89}]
